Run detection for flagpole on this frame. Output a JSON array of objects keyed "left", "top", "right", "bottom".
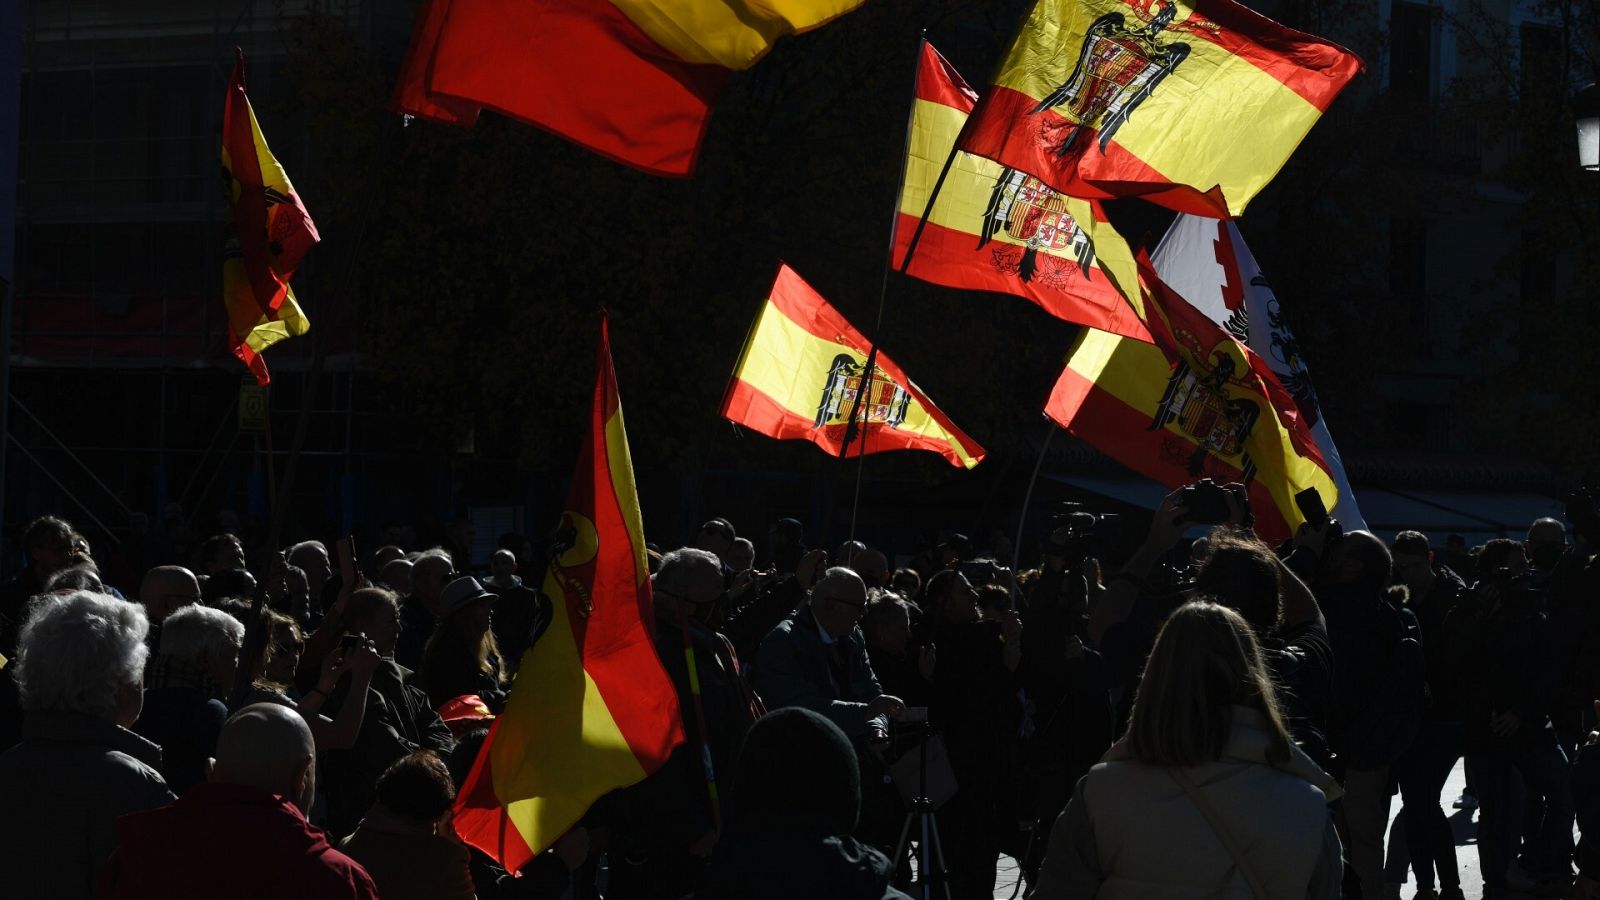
[
  {"left": 1011, "top": 418, "right": 1058, "bottom": 576},
  {"left": 843, "top": 33, "right": 931, "bottom": 542}
]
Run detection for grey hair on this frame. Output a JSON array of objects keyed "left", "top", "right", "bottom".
[
  {"left": 811, "top": 566, "right": 865, "bottom": 602},
  {"left": 159, "top": 604, "right": 245, "bottom": 667},
  {"left": 654, "top": 548, "right": 722, "bottom": 596},
  {"left": 43, "top": 562, "right": 105, "bottom": 594},
  {"left": 15, "top": 591, "right": 149, "bottom": 718}
]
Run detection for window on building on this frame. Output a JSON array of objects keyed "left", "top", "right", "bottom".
[
  {"left": 1390, "top": 2, "right": 1437, "bottom": 99},
  {"left": 1389, "top": 218, "right": 1430, "bottom": 358}
]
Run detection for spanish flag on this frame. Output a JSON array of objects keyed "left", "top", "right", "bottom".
[
  {"left": 222, "top": 51, "right": 317, "bottom": 386},
  {"left": 898, "top": 41, "right": 1151, "bottom": 343},
  {"left": 721, "top": 265, "right": 986, "bottom": 470},
  {"left": 958, "top": 0, "right": 1362, "bottom": 217},
  {"left": 453, "top": 319, "right": 684, "bottom": 871},
  {"left": 393, "top": 0, "right": 867, "bottom": 177},
  {"left": 1045, "top": 256, "right": 1335, "bottom": 541}
]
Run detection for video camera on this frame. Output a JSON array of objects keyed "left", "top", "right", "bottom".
[{"left": 1044, "top": 504, "right": 1121, "bottom": 569}]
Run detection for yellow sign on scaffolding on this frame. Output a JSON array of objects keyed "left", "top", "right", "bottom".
[{"left": 239, "top": 383, "right": 268, "bottom": 433}]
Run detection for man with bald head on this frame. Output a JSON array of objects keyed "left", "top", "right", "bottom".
[
  {"left": 754, "top": 566, "right": 903, "bottom": 741},
  {"left": 102, "top": 703, "right": 378, "bottom": 899},
  {"left": 137, "top": 566, "right": 201, "bottom": 651}
]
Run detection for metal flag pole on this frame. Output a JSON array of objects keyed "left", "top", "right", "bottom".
[{"left": 1012, "top": 418, "right": 1058, "bottom": 575}]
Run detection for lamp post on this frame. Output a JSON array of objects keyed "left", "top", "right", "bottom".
[{"left": 1579, "top": 83, "right": 1600, "bottom": 172}]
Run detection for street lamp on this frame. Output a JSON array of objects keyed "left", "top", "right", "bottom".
[{"left": 1579, "top": 83, "right": 1600, "bottom": 172}]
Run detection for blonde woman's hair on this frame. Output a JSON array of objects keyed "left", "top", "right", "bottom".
[{"left": 1125, "top": 600, "right": 1292, "bottom": 768}]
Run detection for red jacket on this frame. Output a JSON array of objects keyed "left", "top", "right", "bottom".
[{"left": 99, "top": 782, "right": 378, "bottom": 900}]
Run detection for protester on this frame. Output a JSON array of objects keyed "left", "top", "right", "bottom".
[
  {"left": 132, "top": 604, "right": 243, "bottom": 792},
  {"left": 694, "top": 518, "right": 738, "bottom": 565},
  {"left": 136, "top": 565, "right": 201, "bottom": 650},
  {"left": 338, "top": 750, "right": 476, "bottom": 900},
  {"left": 317, "top": 586, "right": 455, "bottom": 834},
  {"left": 1450, "top": 539, "right": 1574, "bottom": 898},
  {"left": 378, "top": 557, "right": 415, "bottom": 597},
  {"left": 482, "top": 550, "right": 551, "bottom": 677},
  {"left": 1297, "top": 525, "right": 1422, "bottom": 900},
  {"left": 695, "top": 707, "right": 914, "bottom": 900},
  {"left": 198, "top": 532, "right": 248, "bottom": 578},
  {"left": 101, "top": 703, "right": 379, "bottom": 899},
  {"left": 0, "top": 515, "right": 89, "bottom": 652},
  {"left": 396, "top": 550, "right": 453, "bottom": 670},
  {"left": 1030, "top": 601, "right": 1343, "bottom": 899},
  {"left": 602, "top": 548, "right": 761, "bottom": 900},
  {"left": 201, "top": 566, "right": 257, "bottom": 605},
  {"left": 288, "top": 540, "right": 335, "bottom": 608},
  {"left": 415, "top": 576, "right": 506, "bottom": 710},
  {"left": 861, "top": 592, "right": 934, "bottom": 708},
  {"left": 1385, "top": 530, "right": 1468, "bottom": 900},
  {"left": 923, "top": 567, "right": 1022, "bottom": 899},
  {"left": 727, "top": 537, "right": 756, "bottom": 574},
  {"left": 753, "top": 566, "right": 904, "bottom": 740},
  {"left": 0, "top": 591, "right": 173, "bottom": 899}
]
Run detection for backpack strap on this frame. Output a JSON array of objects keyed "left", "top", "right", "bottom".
[{"left": 1168, "top": 767, "right": 1273, "bottom": 900}]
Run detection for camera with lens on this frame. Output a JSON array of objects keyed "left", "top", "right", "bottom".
[{"left": 1178, "top": 478, "right": 1232, "bottom": 525}]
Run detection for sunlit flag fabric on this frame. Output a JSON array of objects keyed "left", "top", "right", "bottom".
[
  {"left": 897, "top": 41, "right": 1152, "bottom": 343},
  {"left": 453, "top": 319, "right": 685, "bottom": 871},
  {"left": 721, "top": 264, "right": 987, "bottom": 469},
  {"left": 222, "top": 51, "right": 317, "bottom": 386},
  {"left": 392, "top": 0, "right": 868, "bottom": 176},
  {"left": 1153, "top": 213, "right": 1366, "bottom": 530},
  {"left": 957, "top": 0, "right": 1362, "bottom": 217},
  {"left": 1045, "top": 255, "right": 1336, "bottom": 541}
]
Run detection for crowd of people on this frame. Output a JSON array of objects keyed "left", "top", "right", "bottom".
[{"left": 0, "top": 489, "right": 1596, "bottom": 900}]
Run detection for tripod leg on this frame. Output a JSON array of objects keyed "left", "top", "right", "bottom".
[
  {"left": 926, "top": 814, "right": 953, "bottom": 900},
  {"left": 892, "top": 808, "right": 916, "bottom": 874}
]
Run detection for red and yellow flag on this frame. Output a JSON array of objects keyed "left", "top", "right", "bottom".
[
  {"left": 454, "top": 319, "right": 684, "bottom": 871},
  {"left": 898, "top": 41, "right": 1151, "bottom": 343},
  {"left": 393, "top": 0, "right": 867, "bottom": 176},
  {"left": 222, "top": 51, "right": 317, "bottom": 386},
  {"left": 957, "top": 0, "right": 1362, "bottom": 217},
  {"left": 1045, "top": 256, "right": 1334, "bottom": 541},
  {"left": 721, "top": 265, "right": 986, "bottom": 469}
]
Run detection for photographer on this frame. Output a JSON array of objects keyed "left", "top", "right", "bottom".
[
  {"left": 1449, "top": 539, "right": 1574, "bottom": 897},
  {"left": 1016, "top": 523, "right": 1114, "bottom": 883}
]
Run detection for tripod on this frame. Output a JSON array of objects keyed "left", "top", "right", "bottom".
[{"left": 890, "top": 725, "right": 952, "bottom": 900}]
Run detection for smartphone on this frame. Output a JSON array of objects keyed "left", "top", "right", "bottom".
[
  {"left": 1293, "top": 488, "right": 1329, "bottom": 528},
  {"left": 338, "top": 632, "right": 363, "bottom": 653},
  {"left": 900, "top": 706, "right": 929, "bottom": 724},
  {"left": 337, "top": 535, "right": 357, "bottom": 587}
]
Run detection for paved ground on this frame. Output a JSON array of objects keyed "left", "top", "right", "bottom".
[{"left": 979, "top": 760, "right": 1550, "bottom": 899}]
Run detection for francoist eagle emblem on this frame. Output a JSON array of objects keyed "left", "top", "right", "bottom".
[
  {"left": 1150, "top": 344, "right": 1261, "bottom": 484},
  {"left": 815, "top": 354, "right": 911, "bottom": 429},
  {"left": 978, "top": 167, "right": 1097, "bottom": 284},
  {"left": 1030, "top": 1, "right": 1190, "bottom": 157}
]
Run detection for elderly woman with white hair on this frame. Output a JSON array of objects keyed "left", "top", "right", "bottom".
[
  {"left": 132, "top": 604, "right": 244, "bottom": 793},
  {"left": 0, "top": 590, "right": 175, "bottom": 900}
]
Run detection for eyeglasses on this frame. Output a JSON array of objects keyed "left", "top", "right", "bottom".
[{"left": 828, "top": 594, "right": 867, "bottom": 612}]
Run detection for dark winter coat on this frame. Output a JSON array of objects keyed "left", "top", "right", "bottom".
[{"left": 0, "top": 710, "right": 173, "bottom": 900}]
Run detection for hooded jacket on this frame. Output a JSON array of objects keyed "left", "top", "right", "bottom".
[
  {"left": 695, "top": 707, "right": 912, "bottom": 900},
  {"left": 1032, "top": 706, "right": 1343, "bottom": 900},
  {"left": 100, "top": 782, "right": 378, "bottom": 900}
]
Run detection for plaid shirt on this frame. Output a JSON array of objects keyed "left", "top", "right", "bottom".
[{"left": 146, "top": 654, "right": 222, "bottom": 699}]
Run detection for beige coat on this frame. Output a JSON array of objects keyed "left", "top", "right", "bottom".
[{"left": 1031, "top": 706, "right": 1344, "bottom": 900}]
